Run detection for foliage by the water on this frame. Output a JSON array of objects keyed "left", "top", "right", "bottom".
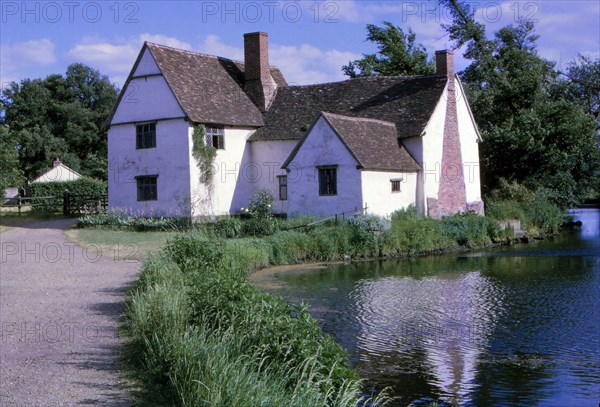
[
  {"left": 125, "top": 234, "right": 388, "bottom": 406},
  {"left": 485, "top": 180, "right": 564, "bottom": 235}
]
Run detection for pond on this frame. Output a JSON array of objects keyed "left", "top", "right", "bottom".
[{"left": 260, "top": 208, "right": 599, "bottom": 406}]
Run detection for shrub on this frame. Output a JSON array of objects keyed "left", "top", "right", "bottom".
[
  {"left": 213, "top": 216, "right": 243, "bottom": 238},
  {"left": 440, "top": 211, "right": 500, "bottom": 247}
]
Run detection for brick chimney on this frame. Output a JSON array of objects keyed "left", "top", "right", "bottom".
[
  {"left": 435, "top": 50, "right": 454, "bottom": 77},
  {"left": 53, "top": 157, "right": 61, "bottom": 167},
  {"left": 244, "top": 32, "right": 277, "bottom": 112}
]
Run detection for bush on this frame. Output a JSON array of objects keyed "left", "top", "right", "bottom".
[
  {"left": 440, "top": 211, "right": 500, "bottom": 247},
  {"left": 213, "top": 217, "right": 243, "bottom": 238}
]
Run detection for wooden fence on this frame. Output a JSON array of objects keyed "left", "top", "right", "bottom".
[{"left": 1, "top": 191, "right": 108, "bottom": 216}]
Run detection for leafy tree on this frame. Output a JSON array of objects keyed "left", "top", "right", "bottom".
[
  {"left": 0, "top": 125, "right": 24, "bottom": 197},
  {"left": 343, "top": 22, "right": 435, "bottom": 77},
  {"left": 439, "top": 0, "right": 599, "bottom": 206},
  {"left": 1, "top": 64, "right": 117, "bottom": 180}
]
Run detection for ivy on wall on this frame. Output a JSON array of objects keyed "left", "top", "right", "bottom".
[{"left": 192, "top": 124, "right": 216, "bottom": 185}]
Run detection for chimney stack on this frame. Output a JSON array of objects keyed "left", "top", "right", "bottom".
[
  {"left": 53, "top": 157, "right": 61, "bottom": 168},
  {"left": 244, "top": 32, "right": 277, "bottom": 112},
  {"left": 435, "top": 50, "right": 454, "bottom": 77}
]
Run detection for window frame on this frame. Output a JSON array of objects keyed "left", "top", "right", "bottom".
[
  {"left": 136, "top": 122, "right": 156, "bottom": 149},
  {"left": 390, "top": 178, "right": 402, "bottom": 193},
  {"left": 318, "top": 165, "right": 337, "bottom": 196},
  {"left": 278, "top": 175, "right": 288, "bottom": 201},
  {"left": 136, "top": 175, "right": 158, "bottom": 201},
  {"left": 205, "top": 125, "right": 225, "bottom": 150}
]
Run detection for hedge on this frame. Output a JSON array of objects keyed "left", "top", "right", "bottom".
[{"left": 30, "top": 178, "right": 107, "bottom": 211}]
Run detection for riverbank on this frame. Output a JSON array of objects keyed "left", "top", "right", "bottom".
[{"left": 123, "top": 208, "right": 551, "bottom": 406}]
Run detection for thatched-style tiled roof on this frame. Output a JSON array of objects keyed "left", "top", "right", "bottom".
[
  {"left": 283, "top": 112, "right": 421, "bottom": 172},
  {"left": 145, "top": 43, "right": 287, "bottom": 127},
  {"left": 249, "top": 75, "right": 447, "bottom": 141}
]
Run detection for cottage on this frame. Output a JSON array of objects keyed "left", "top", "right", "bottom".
[
  {"left": 107, "top": 32, "right": 484, "bottom": 219},
  {"left": 31, "top": 158, "right": 82, "bottom": 183}
]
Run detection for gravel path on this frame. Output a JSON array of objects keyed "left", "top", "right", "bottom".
[{"left": 0, "top": 219, "right": 140, "bottom": 405}]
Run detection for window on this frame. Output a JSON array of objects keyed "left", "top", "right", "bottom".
[
  {"left": 205, "top": 126, "right": 225, "bottom": 149},
  {"left": 136, "top": 123, "right": 156, "bottom": 149},
  {"left": 391, "top": 178, "right": 402, "bottom": 193},
  {"left": 278, "top": 175, "right": 287, "bottom": 201},
  {"left": 136, "top": 175, "right": 158, "bottom": 201},
  {"left": 318, "top": 166, "right": 337, "bottom": 196}
]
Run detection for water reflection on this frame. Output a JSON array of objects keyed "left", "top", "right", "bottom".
[
  {"left": 350, "top": 272, "right": 505, "bottom": 405},
  {"left": 270, "top": 209, "right": 600, "bottom": 405}
]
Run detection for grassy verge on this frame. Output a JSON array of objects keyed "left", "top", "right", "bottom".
[
  {"left": 125, "top": 233, "right": 387, "bottom": 406},
  {"left": 65, "top": 228, "right": 179, "bottom": 261}
]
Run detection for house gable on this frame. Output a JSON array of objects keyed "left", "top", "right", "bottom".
[{"left": 285, "top": 115, "right": 363, "bottom": 217}]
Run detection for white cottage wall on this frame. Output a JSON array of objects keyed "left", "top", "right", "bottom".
[
  {"left": 111, "top": 75, "right": 185, "bottom": 124},
  {"left": 108, "top": 119, "right": 191, "bottom": 216},
  {"left": 361, "top": 171, "right": 418, "bottom": 217},
  {"left": 245, "top": 140, "right": 297, "bottom": 214},
  {"left": 419, "top": 84, "right": 448, "bottom": 214},
  {"left": 286, "top": 117, "right": 362, "bottom": 218},
  {"left": 189, "top": 127, "right": 256, "bottom": 217},
  {"left": 455, "top": 79, "right": 483, "bottom": 205},
  {"left": 133, "top": 48, "right": 161, "bottom": 76}
]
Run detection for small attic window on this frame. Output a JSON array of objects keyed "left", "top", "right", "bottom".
[{"left": 205, "top": 126, "right": 225, "bottom": 150}]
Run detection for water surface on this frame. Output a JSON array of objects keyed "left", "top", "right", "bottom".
[{"left": 265, "top": 208, "right": 600, "bottom": 406}]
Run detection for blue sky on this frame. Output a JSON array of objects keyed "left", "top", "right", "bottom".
[{"left": 1, "top": 1, "right": 599, "bottom": 89}]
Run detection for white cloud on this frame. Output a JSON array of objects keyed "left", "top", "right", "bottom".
[
  {"left": 139, "top": 34, "right": 192, "bottom": 50},
  {"left": 2, "top": 39, "right": 56, "bottom": 67},
  {"left": 197, "top": 34, "right": 244, "bottom": 60},
  {"left": 66, "top": 33, "right": 192, "bottom": 82},
  {"left": 0, "top": 39, "right": 56, "bottom": 85},
  {"left": 196, "top": 34, "right": 359, "bottom": 85}
]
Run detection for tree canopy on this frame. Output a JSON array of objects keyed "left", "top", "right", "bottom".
[
  {"left": 346, "top": 4, "right": 599, "bottom": 207},
  {"left": 0, "top": 64, "right": 118, "bottom": 181},
  {"left": 343, "top": 22, "right": 435, "bottom": 77}
]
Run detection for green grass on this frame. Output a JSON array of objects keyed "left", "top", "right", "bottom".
[
  {"left": 125, "top": 234, "right": 388, "bottom": 406},
  {"left": 66, "top": 228, "right": 180, "bottom": 260}
]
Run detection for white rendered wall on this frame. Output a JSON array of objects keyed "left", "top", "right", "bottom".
[
  {"left": 189, "top": 127, "right": 256, "bottom": 217},
  {"left": 455, "top": 78, "right": 483, "bottom": 205},
  {"left": 111, "top": 75, "right": 184, "bottom": 124},
  {"left": 108, "top": 119, "right": 191, "bottom": 216},
  {"left": 361, "top": 171, "right": 418, "bottom": 217},
  {"left": 420, "top": 85, "right": 448, "bottom": 214},
  {"left": 244, "top": 140, "right": 296, "bottom": 214},
  {"left": 133, "top": 48, "right": 161, "bottom": 76},
  {"left": 286, "top": 116, "right": 362, "bottom": 218}
]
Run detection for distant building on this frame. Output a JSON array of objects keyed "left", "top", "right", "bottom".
[
  {"left": 107, "top": 32, "right": 484, "bottom": 219},
  {"left": 31, "top": 158, "right": 82, "bottom": 183}
]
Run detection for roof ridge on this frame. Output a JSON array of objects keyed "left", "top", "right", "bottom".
[
  {"left": 321, "top": 111, "right": 396, "bottom": 127},
  {"left": 282, "top": 74, "right": 445, "bottom": 88},
  {"left": 145, "top": 41, "right": 283, "bottom": 71}
]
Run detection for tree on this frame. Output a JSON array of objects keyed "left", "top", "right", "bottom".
[
  {"left": 438, "top": 0, "right": 599, "bottom": 206},
  {"left": 0, "top": 125, "right": 24, "bottom": 197},
  {"left": 1, "top": 64, "right": 117, "bottom": 180},
  {"left": 343, "top": 22, "right": 435, "bottom": 77}
]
